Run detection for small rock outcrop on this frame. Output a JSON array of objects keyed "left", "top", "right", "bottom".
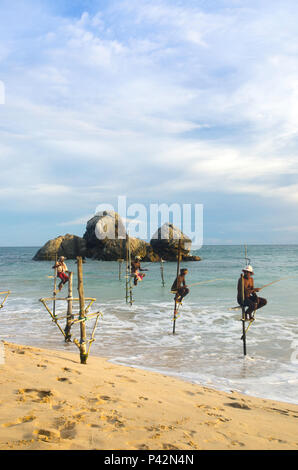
[
  {"left": 150, "top": 223, "right": 201, "bottom": 261},
  {"left": 33, "top": 234, "right": 87, "bottom": 261}
]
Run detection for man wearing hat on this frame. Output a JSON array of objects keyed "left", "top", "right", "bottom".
[
  {"left": 53, "top": 256, "right": 69, "bottom": 292},
  {"left": 237, "top": 265, "right": 267, "bottom": 320}
]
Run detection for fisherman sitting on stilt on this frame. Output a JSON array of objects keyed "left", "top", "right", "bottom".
[
  {"left": 131, "top": 256, "right": 147, "bottom": 286},
  {"left": 53, "top": 256, "right": 69, "bottom": 292},
  {"left": 237, "top": 265, "right": 267, "bottom": 320},
  {"left": 171, "top": 268, "right": 189, "bottom": 304}
]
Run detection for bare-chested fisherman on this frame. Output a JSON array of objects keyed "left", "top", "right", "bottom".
[
  {"left": 53, "top": 256, "right": 69, "bottom": 292},
  {"left": 171, "top": 268, "right": 189, "bottom": 303},
  {"left": 237, "top": 265, "right": 267, "bottom": 320},
  {"left": 131, "top": 256, "right": 148, "bottom": 286}
]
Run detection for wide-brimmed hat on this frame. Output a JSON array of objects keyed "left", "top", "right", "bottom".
[
  {"left": 59, "top": 256, "right": 66, "bottom": 261},
  {"left": 243, "top": 265, "right": 254, "bottom": 274}
]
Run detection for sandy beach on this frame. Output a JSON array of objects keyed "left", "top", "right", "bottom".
[{"left": 0, "top": 342, "right": 297, "bottom": 450}]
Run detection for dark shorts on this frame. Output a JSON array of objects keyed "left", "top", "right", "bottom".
[
  {"left": 175, "top": 287, "right": 189, "bottom": 298},
  {"left": 238, "top": 294, "right": 267, "bottom": 313}
]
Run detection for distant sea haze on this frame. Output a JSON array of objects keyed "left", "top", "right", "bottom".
[{"left": 0, "top": 245, "right": 297, "bottom": 404}]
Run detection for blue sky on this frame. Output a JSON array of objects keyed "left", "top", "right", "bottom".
[{"left": 0, "top": 0, "right": 298, "bottom": 246}]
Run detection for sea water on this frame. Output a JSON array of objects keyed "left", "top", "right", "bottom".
[{"left": 0, "top": 245, "right": 297, "bottom": 404}]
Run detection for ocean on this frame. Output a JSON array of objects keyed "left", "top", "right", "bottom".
[{"left": 0, "top": 245, "right": 297, "bottom": 404}]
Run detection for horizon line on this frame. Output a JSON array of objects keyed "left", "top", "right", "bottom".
[{"left": 0, "top": 243, "right": 297, "bottom": 248}]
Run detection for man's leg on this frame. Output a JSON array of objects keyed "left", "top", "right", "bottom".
[
  {"left": 256, "top": 297, "right": 267, "bottom": 310},
  {"left": 177, "top": 287, "right": 189, "bottom": 303},
  {"left": 58, "top": 273, "right": 68, "bottom": 290},
  {"left": 244, "top": 298, "right": 257, "bottom": 320},
  {"left": 57, "top": 273, "right": 63, "bottom": 291}
]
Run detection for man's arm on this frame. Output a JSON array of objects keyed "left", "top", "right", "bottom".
[
  {"left": 139, "top": 264, "right": 148, "bottom": 271},
  {"left": 249, "top": 278, "right": 260, "bottom": 292}
]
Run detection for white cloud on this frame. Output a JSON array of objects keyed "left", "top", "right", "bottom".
[
  {"left": 272, "top": 225, "right": 298, "bottom": 232},
  {"left": 1, "top": 0, "right": 298, "bottom": 218}
]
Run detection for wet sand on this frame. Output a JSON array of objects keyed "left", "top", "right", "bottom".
[{"left": 0, "top": 342, "right": 297, "bottom": 450}]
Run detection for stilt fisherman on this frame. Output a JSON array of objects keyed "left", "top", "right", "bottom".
[
  {"left": 53, "top": 256, "right": 69, "bottom": 292},
  {"left": 171, "top": 268, "right": 190, "bottom": 304},
  {"left": 131, "top": 256, "right": 148, "bottom": 286},
  {"left": 237, "top": 265, "right": 267, "bottom": 320}
]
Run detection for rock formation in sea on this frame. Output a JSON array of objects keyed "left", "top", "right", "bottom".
[
  {"left": 150, "top": 223, "right": 201, "bottom": 261},
  {"left": 83, "top": 211, "right": 159, "bottom": 261},
  {"left": 33, "top": 234, "right": 88, "bottom": 261},
  {"left": 33, "top": 212, "right": 201, "bottom": 262}
]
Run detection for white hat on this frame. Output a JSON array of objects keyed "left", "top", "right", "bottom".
[
  {"left": 135, "top": 256, "right": 141, "bottom": 260},
  {"left": 243, "top": 265, "right": 254, "bottom": 274}
]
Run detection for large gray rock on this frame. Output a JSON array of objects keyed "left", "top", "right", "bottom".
[
  {"left": 83, "top": 211, "right": 159, "bottom": 261},
  {"left": 150, "top": 223, "right": 200, "bottom": 261},
  {"left": 33, "top": 234, "right": 88, "bottom": 261},
  {"left": 83, "top": 211, "right": 125, "bottom": 260}
]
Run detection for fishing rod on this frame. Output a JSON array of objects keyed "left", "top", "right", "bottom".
[
  {"left": 258, "top": 277, "right": 293, "bottom": 291},
  {"left": 188, "top": 278, "right": 225, "bottom": 288}
]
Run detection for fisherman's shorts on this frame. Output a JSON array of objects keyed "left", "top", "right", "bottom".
[{"left": 58, "top": 272, "right": 69, "bottom": 284}]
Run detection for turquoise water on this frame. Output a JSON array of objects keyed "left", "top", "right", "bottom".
[{"left": 0, "top": 245, "right": 297, "bottom": 404}]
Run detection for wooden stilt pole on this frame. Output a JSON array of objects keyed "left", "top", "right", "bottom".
[
  {"left": 125, "top": 234, "right": 129, "bottom": 303},
  {"left": 160, "top": 257, "right": 165, "bottom": 287},
  {"left": 118, "top": 239, "right": 123, "bottom": 280},
  {"left": 0, "top": 291, "right": 10, "bottom": 309},
  {"left": 77, "top": 257, "right": 88, "bottom": 364},
  {"left": 173, "top": 239, "right": 182, "bottom": 335},
  {"left": 118, "top": 259, "right": 123, "bottom": 281},
  {"left": 125, "top": 233, "right": 133, "bottom": 305},
  {"left": 64, "top": 272, "right": 73, "bottom": 342},
  {"left": 241, "top": 273, "right": 247, "bottom": 356},
  {"left": 40, "top": 299, "right": 66, "bottom": 338},
  {"left": 87, "top": 314, "right": 100, "bottom": 356},
  {"left": 244, "top": 244, "right": 250, "bottom": 265},
  {"left": 53, "top": 253, "right": 57, "bottom": 317},
  {"left": 128, "top": 235, "right": 133, "bottom": 306}
]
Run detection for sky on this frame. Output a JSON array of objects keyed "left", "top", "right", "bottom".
[{"left": 0, "top": 0, "right": 298, "bottom": 246}]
